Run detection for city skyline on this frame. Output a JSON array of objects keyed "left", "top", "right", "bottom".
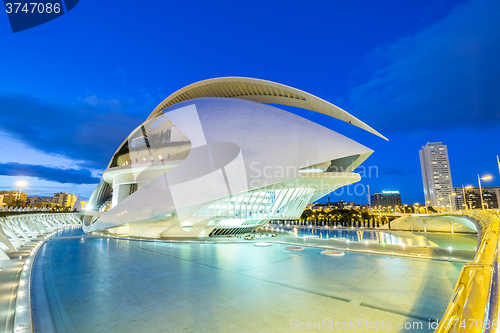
[{"left": 0, "top": 0, "right": 499, "bottom": 203}]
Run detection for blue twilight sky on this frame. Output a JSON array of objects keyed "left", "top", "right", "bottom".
[{"left": 0, "top": 0, "right": 499, "bottom": 203}]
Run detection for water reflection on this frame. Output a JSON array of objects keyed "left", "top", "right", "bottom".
[
  {"left": 265, "top": 226, "right": 406, "bottom": 244},
  {"left": 263, "top": 226, "right": 477, "bottom": 250}
]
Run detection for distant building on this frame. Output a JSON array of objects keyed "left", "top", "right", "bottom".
[
  {"left": 27, "top": 196, "right": 56, "bottom": 208},
  {"left": 53, "top": 192, "right": 77, "bottom": 208},
  {"left": 27, "top": 196, "right": 54, "bottom": 205},
  {"left": 0, "top": 191, "right": 27, "bottom": 206},
  {"left": 454, "top": 186, "right": 500, "bottom": 210},
  {"left": 0, "top": 194, "right": 3, "bottom": 207},
  {"left": 311, "top": 200, "right": 364, "bottom": 211},
  {"left": 313, "top": 200, "right": 350, "bottom": 210},
  {"left": 370, "top": 191, "right": 401, "bottom": 208},
  {"left": 419, "top": 142, "right": 454, "bottom": 209}
]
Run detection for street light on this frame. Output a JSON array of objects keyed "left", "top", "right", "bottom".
[
  {"left": 16, "top": 180, "right": 27, "bottom": 203},
  {"left": 478, "top": 175, "right": 492, "bottom": 210},
  {"left": 462, "top": 185, "right": 472, "bottom": 210},
  {"left": 448, "top": 192, "right": 456, "bottom": 212}
]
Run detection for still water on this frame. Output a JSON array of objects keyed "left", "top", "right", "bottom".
[{"left": 264, "top": 226, "right": 478, "bottom": 250}]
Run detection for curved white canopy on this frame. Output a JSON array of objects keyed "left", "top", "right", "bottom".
[{"left": 147, "top": 77, "right": 388, "bottom": 140}]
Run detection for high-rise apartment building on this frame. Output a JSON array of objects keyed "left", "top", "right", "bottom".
[{"left": 419, "top": 142, "right": 454, "bottom": 209}]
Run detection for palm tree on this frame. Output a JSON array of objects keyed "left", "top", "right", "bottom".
[{"left": 300, "top": 209, "right": 313, "bottom": 223}]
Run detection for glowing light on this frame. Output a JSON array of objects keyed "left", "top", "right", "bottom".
[{"left": 16, "top": 180, "right": 27, "bottom": 187}]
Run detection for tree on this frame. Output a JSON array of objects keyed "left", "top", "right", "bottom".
[
  {"left": 300, "top": 209, "right": 313, "bottom": 222},
  {"left": 10, "top": 199, "right": 25, "bottom": 207},
  {"left": 427, "top": 206, "right": 437, "bottom": 213}
]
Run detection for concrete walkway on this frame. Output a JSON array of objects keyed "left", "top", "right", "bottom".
[
  {"left": 32, "top": 232, "right": 464, "bottom": 333},
  {"left": 0, "top": 235, "right": 48, "bottom": 332}
]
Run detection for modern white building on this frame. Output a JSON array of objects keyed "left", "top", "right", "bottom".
[
  {"left": 419, "top": 142, "right": 454, "bottom": 209},
  {"left": 84, "top": 77, "right": 386, "bottom": 238}
]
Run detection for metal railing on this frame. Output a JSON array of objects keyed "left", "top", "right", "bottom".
[{"left": 435, "top": 210, "right": 500, "bottom": 333}]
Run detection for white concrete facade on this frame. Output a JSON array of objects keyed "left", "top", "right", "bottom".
[{"left": 84, "top": 78, "right": 384, "bottom": 238}]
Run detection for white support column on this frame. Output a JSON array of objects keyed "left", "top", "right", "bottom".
[
  {"left": 70, "top": 215, "right": 82, "bottom": 224},
  {"left": 0, "top": 225, "right": 18, "bottom": 252},
  {"left": 42, "top": 216, "right": 57, "bottom": 229},
  {"left": 26, "top": 218, "right": 42, "bottom": 236},
  {"left": 10, "top": 222, "right": 31, "bottom": 243},
  {"left": 112, "top": 184, "right": 131, "bottom": 208},
  {"left": 48, "top": 215, "right": 65, "bottom": 228},
  {"left": 2, "top": 224, "right": 25, "bottom": 247},
  {"left": 0, "top": 248, "right": 10, "bottom": 260},
  {"left": 33, "top": 218, "right": 49, "bottom": 233},
  {"left": 19, "top": 220, "right": 36, "bottom": 239}
]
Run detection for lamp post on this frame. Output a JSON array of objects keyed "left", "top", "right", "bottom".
[
  {"left": 15, "top": 180, "right": 27, "bottom": 203},
  {"left": 448, "top": 192, "right": 456, "bottom": 212},
  {"left": 478, "top": 175, "right": 492, "bottom": 210},
  {"left": 462, "top": 185, "right": 472, "bottom": 210}
]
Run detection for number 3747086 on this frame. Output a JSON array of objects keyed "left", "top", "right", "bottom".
[
  {"left": 443, "top": 319, "right": 498, "bottom": 330},
  {"left": 5, "top": 2, "right": 61, "bottom": 14}
]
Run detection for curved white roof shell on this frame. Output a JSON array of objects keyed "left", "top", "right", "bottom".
[
  {"left": 147, "top": 77, "right": 388, "bottom": 141},
  {"left": 85, "top": 98, "right": 374, "bottom": 234}
]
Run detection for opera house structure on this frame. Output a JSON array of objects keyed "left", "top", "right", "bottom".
[{"left": 83, "top": 77, "right": 386, "bottom": 238}]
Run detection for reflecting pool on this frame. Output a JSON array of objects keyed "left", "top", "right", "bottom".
[{"left": 264, "top": 226, "right": 478, "bottom": 250}]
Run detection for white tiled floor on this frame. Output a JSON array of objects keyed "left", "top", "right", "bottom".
[{"left": 32, "top": 236, "right": 462, "bottom": 332}]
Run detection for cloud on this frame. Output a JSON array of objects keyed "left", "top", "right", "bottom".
[
  {"left": 348, "top": 0, "right": 500, "bottom": 133},
  {"left": 83, "top": 95, "right": 121, "bottom": 109},
  {"left": 0, "top": 162, "right": 100, "bottom": 184},
  {"left": 379, "top": 167, "right": 414, "bottom": 176},
  {"left": 0, "top": 93, "right": 148, "bottom": 169}
]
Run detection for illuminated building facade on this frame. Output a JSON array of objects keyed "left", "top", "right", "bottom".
[
  {"left": 370, "top": 191, "right": 401, "bottom": 208},
  {"left": 84, "top": 77, "right": 385, "bottom": 238},
  {"left": 419, "top": 142, "right": 454, "bottom": 209}
]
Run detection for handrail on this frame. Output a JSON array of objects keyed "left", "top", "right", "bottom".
[{"left": 435, "top": 210, "right": 500, "bottom": 333}]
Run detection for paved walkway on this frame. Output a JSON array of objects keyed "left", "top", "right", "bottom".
[
  {"left": 32, "top": 231, "right": 465, "bottom": 333},
  {"left": 0, "top": 234, "right": 47, "bottom": 332}
]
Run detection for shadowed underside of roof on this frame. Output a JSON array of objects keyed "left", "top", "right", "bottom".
[{"left": 147, "top": 77, "right": 387, "bottom": 140}]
